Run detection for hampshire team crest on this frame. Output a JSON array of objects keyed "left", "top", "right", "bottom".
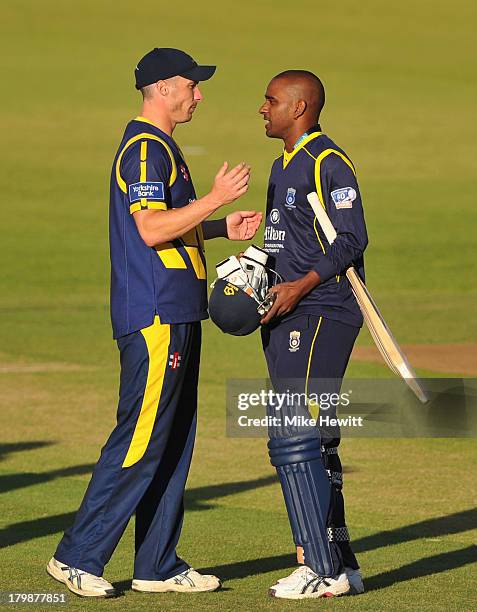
[
  {"left": 289, "top": 330, "right": 300, "bottom": 352},
  {"left": 285, "top": 187, "right": 296, "bottom": 208}
]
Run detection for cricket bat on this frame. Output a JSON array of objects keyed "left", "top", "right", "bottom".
[{"left": 307, "top": 192, "right": 429, "bottom": 404}]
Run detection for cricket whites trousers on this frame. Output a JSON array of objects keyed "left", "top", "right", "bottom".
[
  {"left": 55, "top": 316, "right": 201, "bottom": 580},
  {"left": 262, "top": 314, "right": 360, "bottom": 576}
]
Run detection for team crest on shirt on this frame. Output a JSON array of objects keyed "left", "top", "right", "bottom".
[
  {"left": 289, "top": 330, "right": 301, "bottom": 352},
  {"left": 331, "top": 187, "right": 356, "bottom": 209},
  {"left": 285, "top": 187, "right": 296, "bottom": 209},
  {"left": 169, "top": 352, "right": 182, "bottom": 369},
  {"left": 180, "top": 165, "right": 190, "bottom": 181}
]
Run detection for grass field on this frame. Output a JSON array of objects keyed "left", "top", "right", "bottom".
[{"left": 1, "top": 1, "right": 476, "bottom": 610}]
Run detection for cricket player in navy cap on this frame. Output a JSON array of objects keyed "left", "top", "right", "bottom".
[
  {"left": 46, "top": 48, "right": 261, "bottom": 597},
  {"left": 259, "top": 71, "right": 368, "bottom": 598}
]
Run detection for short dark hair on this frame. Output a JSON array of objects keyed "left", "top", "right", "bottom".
[{"left": 273, "top": 70, "right": 325, "bottom": 118}]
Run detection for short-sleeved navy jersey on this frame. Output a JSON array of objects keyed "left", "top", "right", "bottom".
[
  {"left": 263, "top": 127, "right": 368, "bottom": 327},
  {"left": 109, "top": 117, "right": 208, "bottom": 339}
]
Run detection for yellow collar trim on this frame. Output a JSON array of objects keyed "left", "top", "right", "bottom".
[
  {"left": 134, "top": 115, "right": 159, "bottom": 128},
  {"left": 282, "top": 132, "right": 323, "bottom": 169}
]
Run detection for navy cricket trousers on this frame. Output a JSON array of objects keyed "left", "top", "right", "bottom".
[
  {"left": 55, "top": 316, "right": 201, "bottom": 580},
  {"left": 262, "top": 314, "right": 360, "bottom": 570}
]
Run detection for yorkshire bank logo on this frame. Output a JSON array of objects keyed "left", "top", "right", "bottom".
[{"left": 129, "top": 181, "right": 165, "bottom": 203}]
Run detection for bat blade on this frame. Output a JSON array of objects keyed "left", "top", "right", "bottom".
[
  {"left": 306, "top": 192, "right": 429, "bottom": 404},
  {"left": 346, "top": 267, "right": 429, "bottom": 403}
]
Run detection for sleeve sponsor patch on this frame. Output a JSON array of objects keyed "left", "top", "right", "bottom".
[
  {"left": 128, "top": 181, "right": 165, "bottom": 203},
  {"left": 331, "top": 187, "right": 356, "bottom": 209}
]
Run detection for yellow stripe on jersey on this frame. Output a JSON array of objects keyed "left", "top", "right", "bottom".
[
  {"left": 305, "top": 316, "right": 323, "bottom": 420},
  {"left": 129, "top": 201, "right": 167, "bottom": 214},
  {"left": 145, "top": 202, "right": 167, "bottom": 210},
  {"left": 302, "top": 146, "right": 317, "bottom": 161},
  {"left": 128, "top": 140, "right": 170, "bottom": 213},
  {"left": 196, "top": 223, "right": 205, "bottom": 252},
  {"left": 140, "top": 141, "right": 148, "bottom": 180},
  {"left": 155, "top": 243, "right": 188, "bottom": 269},
  {"left": 313, "top": 149, "right": 356, "bottom": 211},
  {"left": 115, "top": 132, "right": 177, "bottom": 194},
  {"left": 282, "top": 132, "right": 323, "bottom": 169},
  {"left": 184, "top": 246, "right": 206, "bottom": 279},
  {"left": 313, "top": 149, "right": 355, "bottom": 283},
  {"left": 122, "top": 316, "right": 170, "bottom": 468},
  {"left": 313, "top": 216, "right": 327, "bottom": 255},
  {"left": 181, "top": 228, "right": 207, "bottom": 280},
  {"left": 139, "top": 140, "right": 148, "bottom": 208},
  {"left": 155, "top": 227, "right": 206, "bottom": 277}
]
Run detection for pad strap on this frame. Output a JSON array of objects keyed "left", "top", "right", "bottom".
[
  {"left": 326, "top": 469, "right": 343, "bottom": 487},
  {"left": 327, "top": 526, "right": 350, "bottom": 542},
  {"left": 322, "top": 446, "right": 338, "bottom": 455}
]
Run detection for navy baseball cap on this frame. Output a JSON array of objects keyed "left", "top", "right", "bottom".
[{"left": 135, "top": 48, "right": 216, "bottom": 89}]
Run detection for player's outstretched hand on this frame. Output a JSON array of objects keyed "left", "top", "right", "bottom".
[
  {"left": 210, "top": 162, "right": 251, "bottom": 207},
  {"left": 226, "top": 210, "right": 263, "bottom": 240}
]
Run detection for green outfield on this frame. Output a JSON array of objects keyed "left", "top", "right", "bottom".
[{"left": 1, "top": 0, "right": 476, "bottom": 609}]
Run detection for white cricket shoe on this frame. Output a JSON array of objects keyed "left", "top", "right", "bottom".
[
  {"left": 345, "top": 567, "right": 365, "bottom": 594},
  {"left": 132, "top": 567, "right": 221, "bottom": 593},
  {"left": 269, "top": 565, "right": 350, "bottom": 599},
  {"left": 46, "top": 557, "right": 116, "bottom": 598}
]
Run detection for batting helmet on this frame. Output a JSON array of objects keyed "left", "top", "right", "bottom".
[{"left": 209, "top": 279, "right": 263, "bottom": 336}]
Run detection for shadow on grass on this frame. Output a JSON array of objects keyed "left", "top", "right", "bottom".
[
  {"left": 2, "top": 468, "right": 475, "bottom": 550},
  {"left": 353, "top": 508, "right": 477, "bottom": 553},
  {"left": 202, "top": 553, "right": 296, "bottom": 582},
  {"left": 108, "top": 543, "right": 477, "bottom": 594},
  {"left": 0, "top": 441, "right": 54, "bottom": 462},
  {"left": 0, "top": 464, "right": 95, "bottom": 494},
  {"left": 2, "top": 463, "right": 476, "bottom": 594},
  {"left": 199, "top": 544, "right": 477, "bottom": 592},
  {"left": 200, "top": 508, "right": 477, "bottom": 583},
  {"left": 185, "top": 475, "right": 276, "bottom": 510},
  {"left": 1, "top": 475, "right": 277, "bottom": 548},
  {"left": 0, "top": 512, "right": 75, "bottom": 548},
  {"left": 365, "top": 545, "right": 477, "bottom": 591}
]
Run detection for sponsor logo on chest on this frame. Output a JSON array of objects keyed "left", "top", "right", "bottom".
[
  {"left": 270, "top": 208, "right": 280, "bottom": 224},
  {"left": 264, "top": 226, "right": 286, "bottom": 241}
]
